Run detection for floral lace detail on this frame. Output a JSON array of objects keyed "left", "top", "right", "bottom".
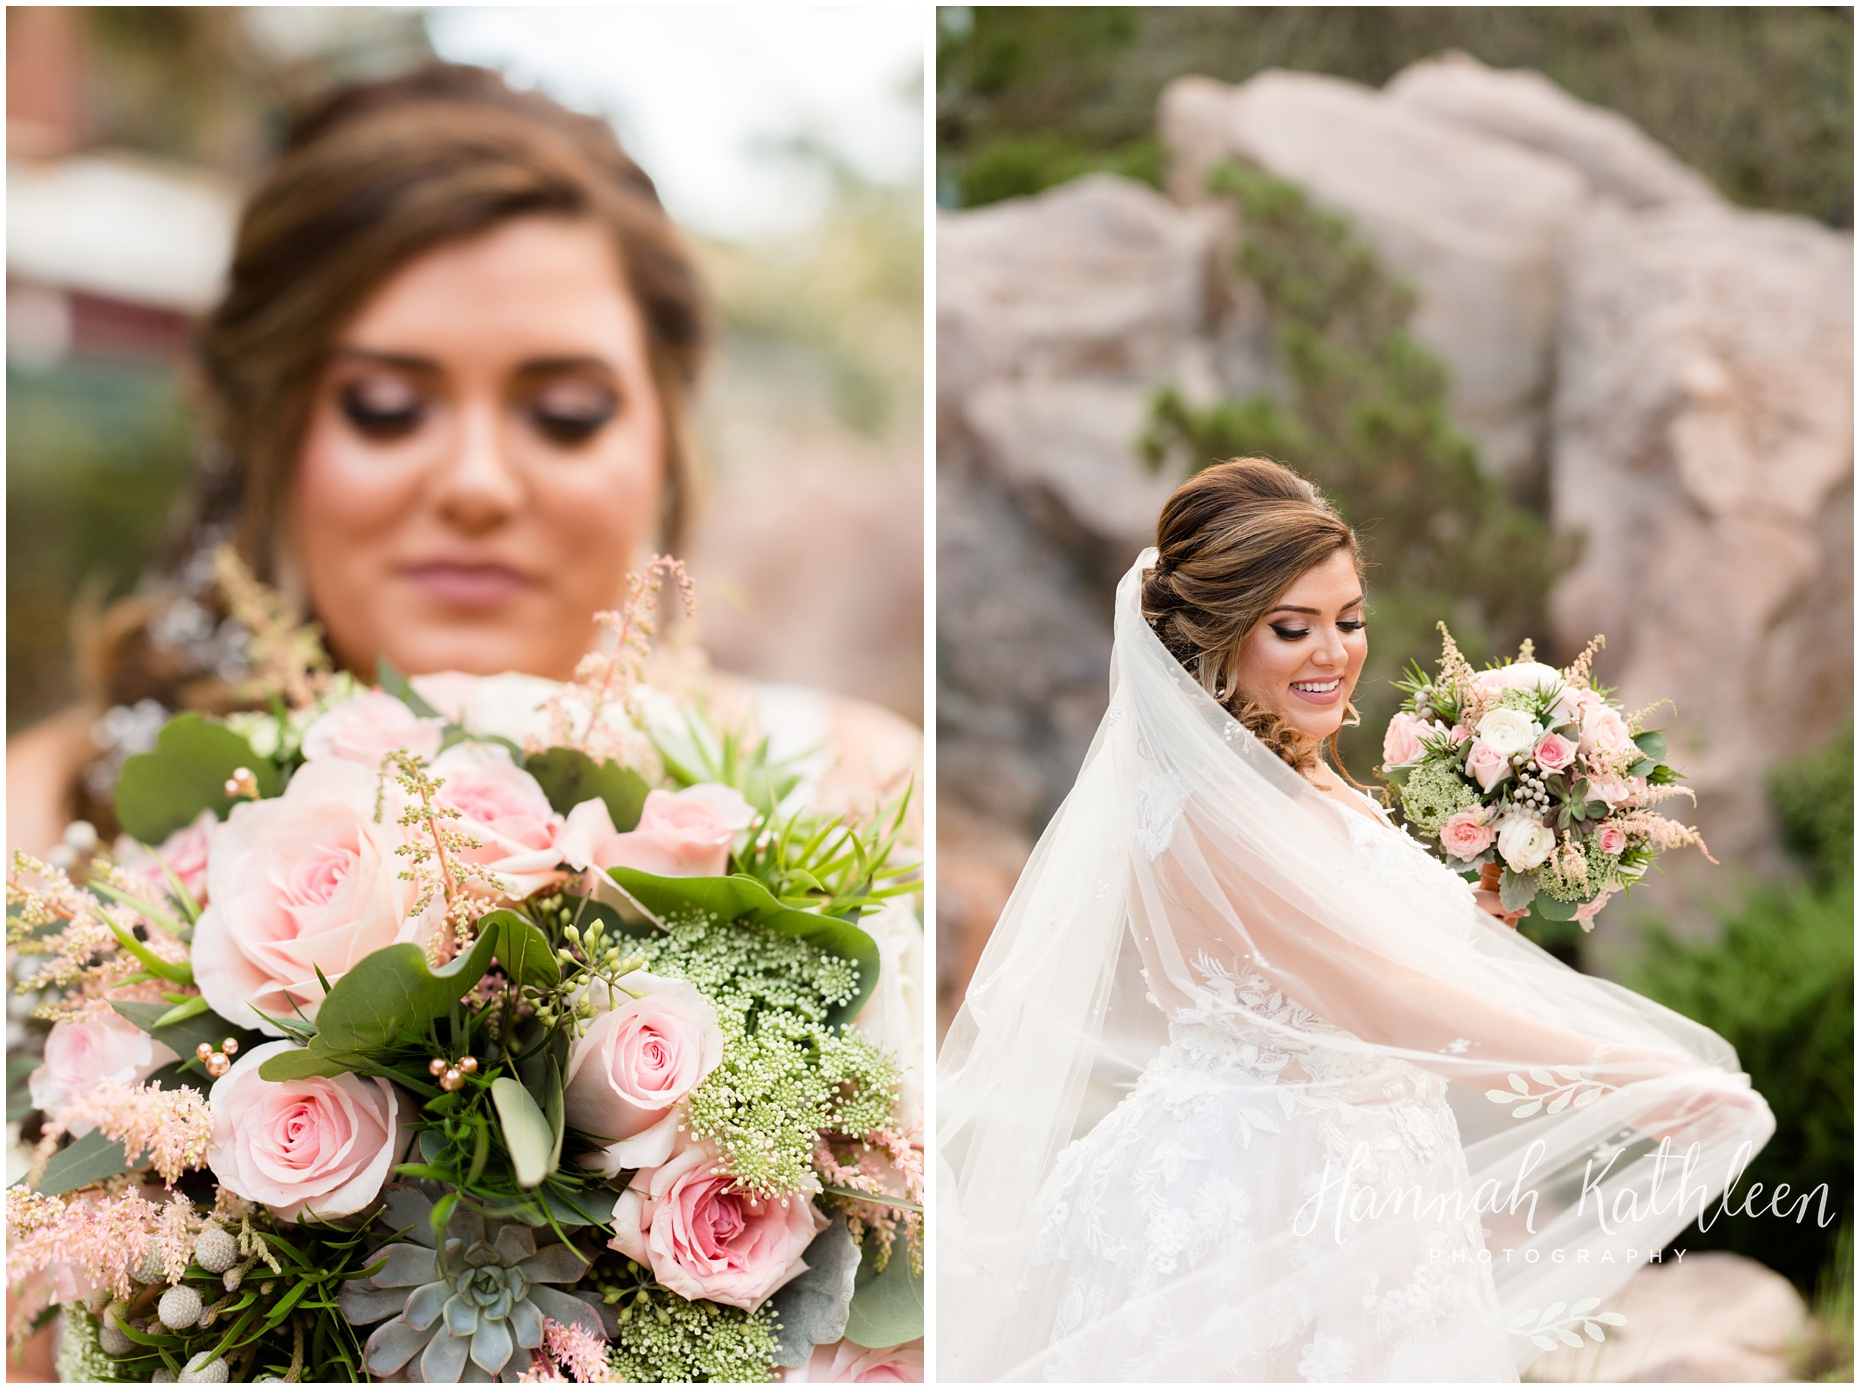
[
  {"left": 1025, "top": 954, "right": 1502, "bottom": 1381},
  {"left": 1133, "top": 774, "right": 1190, "bottom": 860}
]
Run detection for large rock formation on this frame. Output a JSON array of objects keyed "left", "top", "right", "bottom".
[{"left": 938, "top": 52, "right": 1853, "bottom": 1011}]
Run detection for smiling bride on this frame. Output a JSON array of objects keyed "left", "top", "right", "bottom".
[{"left": 935, "top": 458, "right": 1774, "bottom": 1382}]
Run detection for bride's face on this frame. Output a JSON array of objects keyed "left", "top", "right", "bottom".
[
  {"left": 1230, "top": 548, "right": 1367, "bottom": 745},
  {"left": 294, "top": 215, "right": 667, "bottom": 682}
]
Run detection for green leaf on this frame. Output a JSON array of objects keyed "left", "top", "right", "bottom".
[
  {"left": 480, "top": 909, "right": 561, "bottom": 991},
  {"left": 115, "top": 713, "right": 280, "bottom": 844},
  {"left": 768, "top": 1221, "right": 860, "bottom": 1366},
  {"left": 525, "top": 748, "right": 649, "bottom": 831},
  {"left": 113, "top": 1000, "right": 257, "bottom": 1065},
  {"left": 28, "top": 1130, "right": 131, "bottom": 1196},
  {"left": 1534, "top": 895, "right": 1581, "bottom": 922},
  {"left": 1498, "top": 868, "right": 1538, "bottom": 914},
  {"left": 1627, "top": 757, "right": 1658, "bottom": 779},
  {"left": 492, "top": 1077, "right": 555, "bottom": 1189},
  {"left": 376, "top": 656, "right": 446, "bottom": 721},
  {"left": 309, "top": 931, "right": 499, "bottom": 1054},
  {"left": 843, "top": 1234, "right": 923, "bottom": 1349},
  {"left": 1633, "top": 731, "right": 1668, "bottom": 764},
  {"left": 257, "top": 1047, "right": 358, "bottom": 1082},
  {"left": 603, "top": 868, "right": 881, "bottom": 1028},
  {"left": 153, "top": 995, "right": 211, "bottom": 1029}
]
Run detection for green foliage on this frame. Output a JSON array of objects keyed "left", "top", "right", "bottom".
[
  {"left": 114, "top": 713, "right": 281, "bottom": 845},
  {"left": 1140, "top": 160, "right": 1563, "bottom": 775},
  {"left": 1770, "top": 724, "right": 1854, "bottom": 887},
  {"left": 731, "top": 789, "right": 920, "bottom": 920},
  {"left": 937, "top": 6, "right": 1853, "bottom": 227},
  {"left": 633, "top": 914, "right": 898, "bottom": 1197},
  {"left": 490, "top": 1074, "right": 557, "bottom": 1190},
  {"left": 1629, "top": 729, "right": 1854, "bottom": 1292},
  {"left": 525, "top": 748, "right": 650, "bottom": 832},
  {"left": 843, "top": 1230, "right": 925, "bottom": 1349},
  {"left": 652, "top": 710, "right": 803, "bottom": 818},
  {"left": 954, "top": 133, "right": 1163, "bottom": 206},
  {"left": 111, "top": 1000, "right": 259, "bottom": 1080},
  {"left": 32, "top": 1128, "right": 131, "bottom": 1197}
]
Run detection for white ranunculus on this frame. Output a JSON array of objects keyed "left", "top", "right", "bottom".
[
  {"left": 1475, "top": 707, "right": 1539, "bottom": 757},
  {"left": 1497, "top": 661, "right": 1565, "bottom": 694},
  {"left": 1497, "top": 818, "right": 1556, "bottom": 873}
]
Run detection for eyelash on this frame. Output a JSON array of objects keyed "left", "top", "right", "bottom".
[
  {"left": 1270, "top": 620, "right": 1366, "bottom": 641},
  {"left": 337, "top": 386, "right": 620, "bottom": 445}
]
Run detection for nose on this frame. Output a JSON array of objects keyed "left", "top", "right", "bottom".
[
  {"left": 433, "top": 397, "right": 524, "bottom": 535},
  {"left": 1310, "top": 626, "right": 1347, "bottom": 670}
]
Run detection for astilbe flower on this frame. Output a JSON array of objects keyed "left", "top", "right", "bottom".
[
  {"left": 50, "top": 1079, "right": 213, "bottom": 1186},
  {"left": 214, "top": 544, "right": 332, "bottom": 709},
  {"left": 541, "top": 555, "right": 693, "bottom": 765},
  {"left": 5, "top": 1187, "right": 181, "bottom": 1343},
  {"left": 1612, "top": 810, "right": 1716, "bottom": 861},
  {"left": 518, "top": 1318, "right": 618, "bottom": 1383},
  {"left": 8, "top": 854, "right": 189, "bottom": 1021},
  {"left": 814, "top": 1126, "right": 924, "bottom": 1273},
  {"left": 340, "top": 1186, "right": 607, "bottom": 1383}
]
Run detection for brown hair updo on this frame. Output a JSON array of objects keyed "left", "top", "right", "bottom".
[
  {"left": 1141, "top": 457, "right": 1364, "bottom": 779},
  {"left": 77, "top": 63, "right": 709, "bottom": 825}
]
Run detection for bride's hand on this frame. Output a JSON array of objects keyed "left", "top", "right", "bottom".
[{"left": 1474, "top": 888, "right": 1526, "bottom": 930}]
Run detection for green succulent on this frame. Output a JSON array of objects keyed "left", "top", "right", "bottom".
[{"left": 339, "top": 1186, "right": 609, "bottom": 1383}]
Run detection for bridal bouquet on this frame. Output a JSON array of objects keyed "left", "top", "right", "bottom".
[
  {"left": 1380, "top": 625, "right": 1710, "bottom": 928},
  {"left": 7, "top": 556, "right": 924, "bottom": 1384}
]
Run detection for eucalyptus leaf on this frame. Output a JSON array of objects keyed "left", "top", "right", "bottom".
[
  {"left": 603, "top": 868, "right": 881, "bottom": 1028},
  {"left": 480, "top": 909, "right": 560, "bottom": 990},
  {"left": 112, "top": 1000, "right": 257, "bottom": 1065},
  {"left": 257, "top": 1047, "right": 360, "bottom": 1082},
  {"left": 492, "top": 1077, "right": 555, "bottom": 1189},
  {"left": 1497, "top": 868, "right": 1538, "bottom": 914},
  {"left": 310, "top": 931, "right": 499, "bottom": 1054},
  {"left": 28, "top": 1130, "right": 130, "bottom": 1197},
  {"left": 1533, "top": 895, "right": 1581, "bottom": 922},
  {"left": 544, "top": 1056, "right": 566, "bottom": 1173},
  {"left": 525, "top": 748, "right": 649, "bottom": 831},
  {"left": 1632, "top": 730, "right": 1668, "bottom": 763},
  {"left": 114, "top": 713, "right": 280, "bottom": 844},
  {"left": 843, "top": 1235, "right": 923, "bottom": 1349},
  {"left": 768, "top": 1221, "right": 861, "bottom": 1366}
]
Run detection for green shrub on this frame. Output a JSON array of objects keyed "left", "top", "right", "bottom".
[
  {"left": 1629, "top": 730, "right": 1855, "bottom": 1293},
  {"left": 952, "top": 134, "right": 1163, "bottom": 207},
  {"left": 1138, "top": 161, "right": 1564, "bottom": 779}
]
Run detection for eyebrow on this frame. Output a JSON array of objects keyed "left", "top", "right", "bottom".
[
  {"left": 332, "top": 349, "right": 618, "bottom": 376},
  {"left": 1269, "top": 595, "right": 1365, "bottom": 617}
]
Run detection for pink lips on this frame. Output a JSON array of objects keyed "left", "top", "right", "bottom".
[{"left": 399, "top": 561, "right": 534, "bottom": 609}]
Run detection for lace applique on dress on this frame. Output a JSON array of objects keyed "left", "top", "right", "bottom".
[
  {"left": 1133, "top": 774, "right": 1189, "bottom": 860},
  {"left": 1024, "top": 953, "right": 1503, "bottom": 1381}
]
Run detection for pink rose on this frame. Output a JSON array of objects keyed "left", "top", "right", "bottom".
[
  {"left": 429, "top": 743, "right": 566, "bottom": 899},
  {"left": 609, "top": 1137, "right": 827, "bottom": 1312},
  {"left": 301, "top": 691, "right": 444, "bottom": 768},
  {"left": 1573, "top": 888, "right": 1616, "bottom": 928},
  {"left": 114, "top": 808, "right": 215, "bottom": 904},
  {"left": 1439, "top": 807, "right": 1497, "bottom": 862},
  {"left": 785, "top": 1340, "right": 925, "bottom": 1383},
  {"left": 1450, "top": 724, "right": 1471, "bottom": 744},
  {"left": 1464, "top": 740, "right": 1510, "bottom": 792},
  {"left": 558, "top": 783, "right": 757, "bottom": 879},
  {"left": 206, "top": 1040, "right": 404, "bottom": 1221},
  {"left": 1532, "top": 732, "right": 1578, "bottom": 774},
  {"left": 564, "top": 972, "right": 724, "bottom": 1173},
  {"left": 192, "top": 759, "right": 432, "bottom": 1034},
  {"left": 1594, "top": 822, "right": 1628, "bottom": 856},
  {"left": 1381, "top": 713, "right": 1428, "bottom": 769},
  {"left": 407, "top": 670, "right": 480, "bottom": 724},
  {"left": 1554, "top": 685, "right": 1604, "bottom": 728},
  {"left": 1581, "top": 705, "right": 1635, "bottom": 759},
  {"left": 29, "top": 1011, "right": 178, "bottom": 1135}
]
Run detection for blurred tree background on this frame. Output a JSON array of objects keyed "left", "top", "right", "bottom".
[
  {"left": 937, "top": 5, "right": 1854, "bottom": 224},
  {"left": 7, "top": 6, "right": 925, "bottom": 733}
]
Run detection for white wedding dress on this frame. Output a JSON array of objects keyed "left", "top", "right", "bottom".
[{"left": 936, "top": 551, "right": 1774, "bottom": 1383}]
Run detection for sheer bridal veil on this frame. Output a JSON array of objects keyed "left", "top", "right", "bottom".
[{"left": 935, "top": 549, "right": 1774, "bottom": 1381}]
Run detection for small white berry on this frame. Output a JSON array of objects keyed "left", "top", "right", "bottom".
[
  {"left": 194, "top": 1225, "right": 238, "bottom": 1274},
  {"left": 97, "top": 1303, "right": 134, "bottom": 1357},
  {"left": 158, "top": 1284, "right": 203, "bottom": 1330},
  {"left": 179, "top": 1351, "right": 229, "bottom": 1383},
  {"left": 62, "top": 821, "right": 98, "bottom": 853}
]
